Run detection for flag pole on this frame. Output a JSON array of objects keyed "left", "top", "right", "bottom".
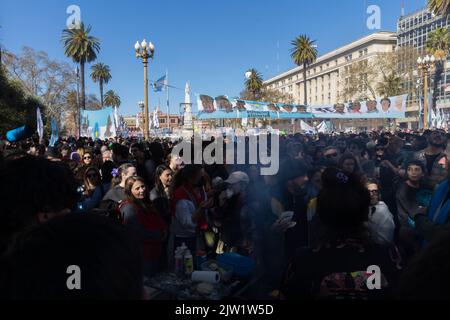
[{"left": 166, "top": 70, "right": 170, "bottom": 132}]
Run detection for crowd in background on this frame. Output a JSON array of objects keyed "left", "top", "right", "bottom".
[{"left": 1, "top": 128, "right": 450, "bottom": 300}]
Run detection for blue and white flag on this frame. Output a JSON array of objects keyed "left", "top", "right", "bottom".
[
  {"left": 153, "top": 75, "right": 167, "bottom": 92},
  {"left": 49, "top": 118, "right": 59, "bottom": 147},
  {"left": 36, "top": 106, "right": 44, "bottom": 141}
]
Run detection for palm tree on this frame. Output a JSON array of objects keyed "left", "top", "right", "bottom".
[
  {"left": 104, "top": 90, "right": 120, "bottom": 131},
  {"left": 91, "top": 63, "right": 111, "bottom": 108},
  {"left": 104, "top": 90, "right": 121, "bottom": 109},
  {"left": 377, "top": 73, "right": 403, "bottom": 97},
  {"left": 290, "top": 35, "right": 318, "bottom": 105},
  {"left": 61, "top": 23, "right": 100, "bottom": 110},
  {"left": 244, "top": 68, "right": 264, "bottom": 100},
  {"left": 428, "top": 0, "right": 450, "bottom": 18},
  {"left": 426, "top": 27, "right": 450, "bottom": 59},
  {"left": 426, "top": 27, "right": 450, "bottom": 108}
]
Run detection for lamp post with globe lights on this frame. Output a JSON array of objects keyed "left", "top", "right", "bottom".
[
  {"left": 417, "top": 54, "right": 436, "bottom": 130},
  {"left": 135, "top": 39, "right": 155, "bottom": 140}
]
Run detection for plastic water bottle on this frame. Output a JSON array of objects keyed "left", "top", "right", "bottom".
[
  {"left": 180, "top": 242, "right": 188, "bottom": 255},
  {"left": 184, "top": 250, "right": 194, "bottom": 276},
  {"left": 174, "top": 249, "right": 183, "bottom": 275}
]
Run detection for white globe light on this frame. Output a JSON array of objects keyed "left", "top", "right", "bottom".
[
  {"left": 424, "top": 55, "right": 430, "bottom": 62},
  {"left": 141, "top": 39, "right": 147, "bottom": 49},
  {"left": 430, "top": 55, "right": 436, "bottom": 63},
  {"left": 148, "top": 42, "right": 155, "bottom": 51},
  {"left": 417, "top": 57, "right": 422, "bottom": 64},
  {"left": 134, "top": 41, "right": 141, "bottom": 51},
  {"left": 245, "top": 71, "right": 252, "bottom": 79}
]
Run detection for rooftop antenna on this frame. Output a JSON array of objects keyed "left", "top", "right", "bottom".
[{"left": 401, "top": 0, "right": 405, "bottom": 17}]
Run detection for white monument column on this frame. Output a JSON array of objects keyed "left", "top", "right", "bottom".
[{"left": 184, "top": 82, "right": 193, "bottom": 129}]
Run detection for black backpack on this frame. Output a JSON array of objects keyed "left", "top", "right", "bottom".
[{"left": 92, "top": 199, "right": 122, "bottom": 222}]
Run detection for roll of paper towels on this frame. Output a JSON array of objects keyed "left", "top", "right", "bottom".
[{"left": 191, "top": 271, "right": 220, "bottom": 284}]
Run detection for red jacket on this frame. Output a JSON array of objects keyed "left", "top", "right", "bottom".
[{"left": 121, "top": 200, "right": 167, "bottom": 260}]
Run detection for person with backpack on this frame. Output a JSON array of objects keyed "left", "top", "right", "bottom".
[
  {"left": 119, "top": 176, "right": 167, "bottom": 278},
  {"left": 97, "top": 163, "right": 137, "bottom": 220},
  {"left": 102, "top": 163, "right": 137, "bottom": 203}
]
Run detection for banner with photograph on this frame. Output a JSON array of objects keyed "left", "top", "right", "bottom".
[
  {"left": 196, "top": 94, "right": 408, "bottom": 120},
  {"left": 311, "top": 94, "right": 408, "bottom": 119},
  {"left": 196, "top": 95, "right": 313, "bottom": 120},
  {"left": 80, "top": 107, "right": 116, "bottom": 139}
]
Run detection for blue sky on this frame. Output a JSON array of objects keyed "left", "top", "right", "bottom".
[{"left": 1, "top": 0, "right": 427, "bottom": 116}]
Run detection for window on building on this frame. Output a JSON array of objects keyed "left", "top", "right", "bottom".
[
  {"left": 160, "top": 119, "right": 166, "bottom": 124},
  {"left": 171, "top": 118, "right": 176, "bottom": 124},
  {"left": 289, "top": 85, "right": 293, "bottom": 91}
]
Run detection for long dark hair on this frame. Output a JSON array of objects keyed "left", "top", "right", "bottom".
[
  {"left": 316, "top": 167, "right": 371, "bottom": 245},
  {"left": 338, "top": 153, "right": 361, "bottom": 174},
  {"left": 83, "top": 166, "right": 101, "bottom": 196},
  {"left": 124, "top": 176, "right": 152, "bottom": 211},
  {"left": 154, "top": 165, "right": 172, "bottom": 198},
  {"left": 169, "top": 164, "right": 203, "bottom": 198}
]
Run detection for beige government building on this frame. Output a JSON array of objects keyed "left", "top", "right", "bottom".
[{"left": 264, "top": 31, "right": 397, "bottom": 129}]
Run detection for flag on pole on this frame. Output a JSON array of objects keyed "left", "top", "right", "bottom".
[
  {"left": 114, "top": 106, "right": 119, "bottom": 133},
  {"left": 49, "top": 118, "right": 59, "bottom": 147},
  {"left": 153, "top": 75, "right": 167, "bottom": 92},
  {"left": 36, "top": 106, "right": 44, "bottom": 142},
  {"left": 300, "top": 120, "right": 315, "bottom": 133}
]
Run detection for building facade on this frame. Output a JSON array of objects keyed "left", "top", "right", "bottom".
[
  {"left": 123, "top": 108, "right": 181, "bottom": 135},
  {"left": 264, "top": 32, "right": 397, "bottom": 130},
  {"left": 397, "top": 7, "right": 450, "bottom": 128},
  {"left": 264, "top": 32, "right": 397, "bottom": 107}
]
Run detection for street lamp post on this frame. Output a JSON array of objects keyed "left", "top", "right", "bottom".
[
  {"left": 135, "top": 39, "right": 155, "bottom": 140},
  {"left": 417, "top": 54, "right": 436, "bottom": 130},
  {"left": 138, "top": 101, "right": 145, "bottom": 137},
  {"left": 245, "top": 71, "right": 255, "bottom": 128}
]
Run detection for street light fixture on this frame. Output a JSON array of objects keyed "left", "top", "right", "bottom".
[
  {"left": 135, "top": 39, "right": 155, "bottom": 140},
  {"left": 138, "top": 101, "right": 145, "bottom": 136},
  {"left": 417, "top": 54, "right": 436, "bottom": 129}
]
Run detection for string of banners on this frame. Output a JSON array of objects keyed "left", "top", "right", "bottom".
[{"left": 196, "top": 94, "right": 408, "bottom": 120}]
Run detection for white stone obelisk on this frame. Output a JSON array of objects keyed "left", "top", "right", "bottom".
[{"left": 184, "top": 82, "right": 193, "bottom": 129}]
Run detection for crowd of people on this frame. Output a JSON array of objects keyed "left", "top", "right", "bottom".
[{"left": 0, "top": 128, "right": 450, "bottom": 300}]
